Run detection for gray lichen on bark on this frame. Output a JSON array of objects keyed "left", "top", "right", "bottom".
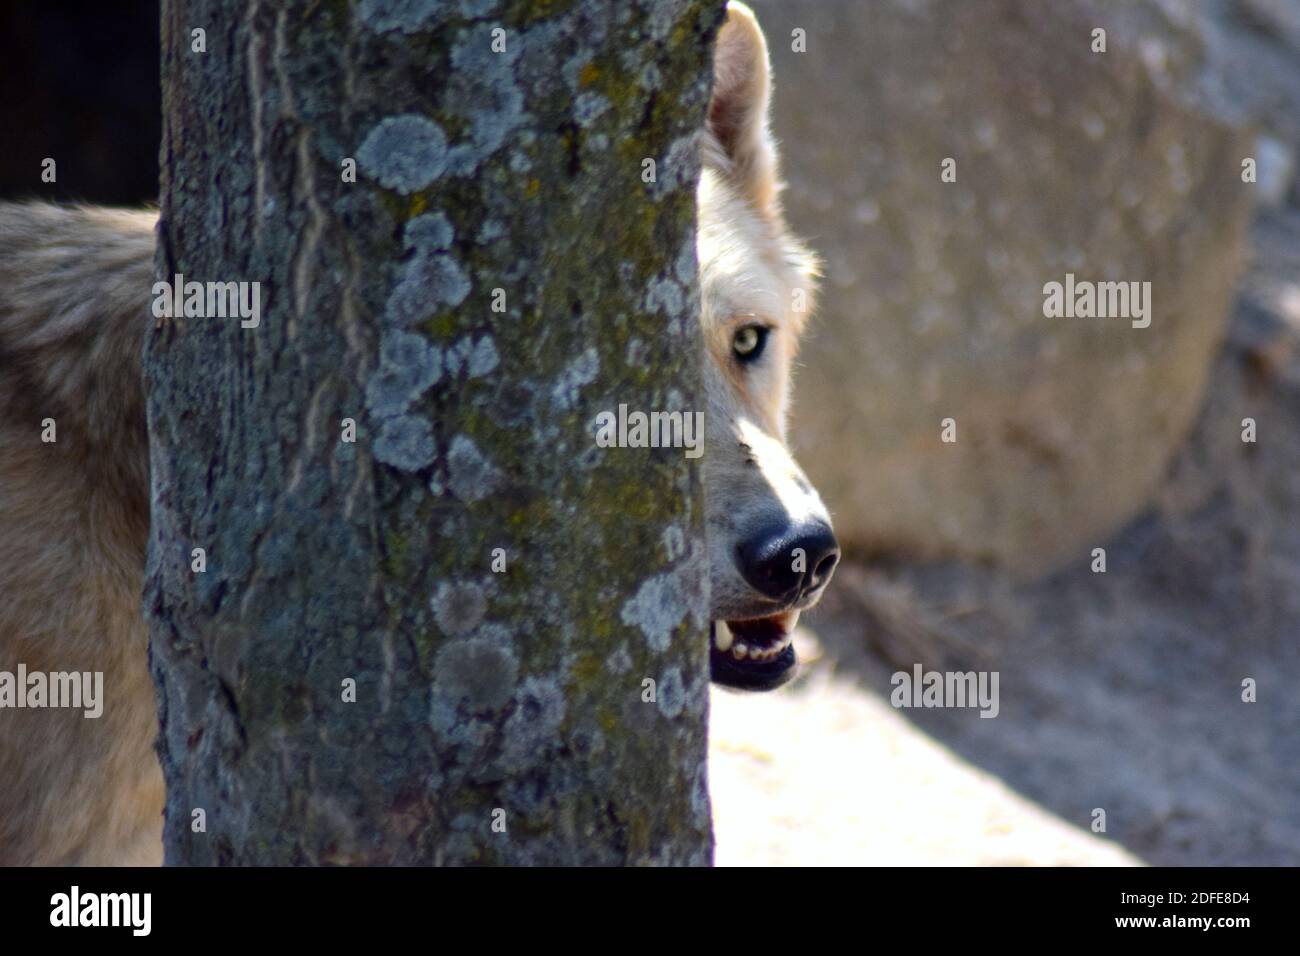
[{"left": 146, "top": 0, "right": 721, "bottom": 865}]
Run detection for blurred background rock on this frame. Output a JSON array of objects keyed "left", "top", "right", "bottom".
[{"left": 766, "top": 0, "right": 1267, "bottom": 572}]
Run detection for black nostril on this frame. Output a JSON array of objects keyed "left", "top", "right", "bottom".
[
  {"left": 808, "top": 541, "right": 840, "bottom": 590},
  {"left": 799, "top": 525, "right": 839, "bottom": 593},
  {"left": 736, "top": 521, "right": 839, "bottom": 602}
]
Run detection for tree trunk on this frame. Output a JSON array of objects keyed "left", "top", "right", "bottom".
[{"left": 146, "top": 0, "right": 719, "bottom": 865}]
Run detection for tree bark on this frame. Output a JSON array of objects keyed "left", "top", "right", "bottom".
[{"left": 146, "top": 0, "right": 719, "bottom": 865}]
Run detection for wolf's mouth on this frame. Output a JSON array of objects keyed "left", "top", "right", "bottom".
[{"left": 709, "top": 611, "right": 799, "bottom": 691}]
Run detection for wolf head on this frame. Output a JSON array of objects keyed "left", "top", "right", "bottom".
[{"left": 697, "top": 3, "right": 838, "bottom": 691}]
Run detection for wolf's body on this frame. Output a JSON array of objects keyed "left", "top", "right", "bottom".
[
  {"left": 0, "top": 205, "right": 162, "bottom": 864},
  {"left": 0, "top": 3, "right": 834, "bottom": 864}
]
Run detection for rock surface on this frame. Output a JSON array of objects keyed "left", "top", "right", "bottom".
[{"left": 752, "top": 0, "right": 1255, "bottom": 574}]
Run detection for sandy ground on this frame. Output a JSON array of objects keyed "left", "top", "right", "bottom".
[{"left": 709, "top": 629, "right": 1141, "bottom": 866}]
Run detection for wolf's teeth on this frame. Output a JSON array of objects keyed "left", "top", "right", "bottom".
[
  {"left": 713, "top": 620, "right": 734, "bottom": 653},
  {"left": 717, "top": 618, "right": 795, "bottom": 663}
]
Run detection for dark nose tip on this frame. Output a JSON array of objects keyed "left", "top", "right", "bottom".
[{"left": 736, "top": 522, "right": 840, "bottom": 602}]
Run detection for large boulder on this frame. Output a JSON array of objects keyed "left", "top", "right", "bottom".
[{"left": 751, "top": 0, "right": 1255, "bottom": 574}]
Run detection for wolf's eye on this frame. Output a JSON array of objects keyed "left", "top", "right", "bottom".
[{"left": 732, "top": 324, "right": 769, "bottom": 363}]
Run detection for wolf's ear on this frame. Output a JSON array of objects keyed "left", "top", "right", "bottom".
[{"left": 706, "top": 2, "right": 780, "bottom": 217}]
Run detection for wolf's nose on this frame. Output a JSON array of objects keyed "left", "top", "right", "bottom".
[{"left": 736, "top": 522, "right": 840, "bottom": 602}]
